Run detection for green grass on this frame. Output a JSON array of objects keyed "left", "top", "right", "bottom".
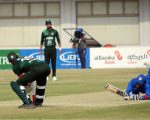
[{"left": 0, "top": 68, "right": 149, "bottom": 120}]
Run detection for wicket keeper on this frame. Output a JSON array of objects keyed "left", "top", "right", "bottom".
[{"left": 7, "top": 52, "right": 50, "bottom": 108}]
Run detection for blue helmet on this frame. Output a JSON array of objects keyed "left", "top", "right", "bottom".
[
  {"left": 136, "top": 74, "right": 146, "bottom": 84},
  {"left": 76, "top": 28, "right": 83, "bottom": 33}
]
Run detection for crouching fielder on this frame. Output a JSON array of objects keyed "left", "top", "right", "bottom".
[{"left": 7, "top": 52, "right": 50, "bottom": 109}]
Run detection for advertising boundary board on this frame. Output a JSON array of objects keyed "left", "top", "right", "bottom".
[
  {"left": 1, "top": 48, "right": 90, "bottom": 69},
  {"left": 1, "top": 47, "right": 150, "bottom": 69},
  {"left": 90, "top": 47, "right": 150, "bottom": 68},
  {"left": 0, "top": 49, "right": 19, "bottom": 69}
]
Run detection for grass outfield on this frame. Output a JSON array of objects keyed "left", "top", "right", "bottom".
[{"left": 0, "top": 68, "right": 150, "bottom": 120}]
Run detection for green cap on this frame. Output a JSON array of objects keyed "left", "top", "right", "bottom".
[{"left": 45, "top": 19, "right": 52, "bottom": 25}]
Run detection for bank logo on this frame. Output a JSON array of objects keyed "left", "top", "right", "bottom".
[
  {"left": 60, "top": 52, "right": 80, "bottom": 64},
  {"left": 114, "top": 50, "right": 122, "bottom": 60},
  {"left": 28, "top": 52, "right": 44, "bottom": 61},
  {"left": 147, "top": 50, "right": 150, "bottom": 56}
]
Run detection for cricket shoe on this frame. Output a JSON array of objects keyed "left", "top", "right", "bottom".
[
  {"left": 46, "top": 76, "right": 49, "bottom": 81},
  {"left": 18, "top": 103, "right": 36, "bottom": 109},
  {"left": 34, "top": 103, "right": 42, "bottom": 107},
  {"left": 52, "top": 76, "right": 58, "bottom": 81}
]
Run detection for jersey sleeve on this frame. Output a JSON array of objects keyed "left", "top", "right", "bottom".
[
  {"left": 125, "top": 80, "right": 134, "bottom": 95},
  {"left": 55, "top": 31, "right": 61, "bottom": 44},
  {"left": 12, "top": 65, "right": 22, "bottom": 76},
  {"left": 147, "top": 68, "right": 150, "bottom": 78}
]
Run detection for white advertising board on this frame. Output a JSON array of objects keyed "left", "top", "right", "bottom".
[{"left": 90, "top": 47, "right": 150, "bottom": 68}]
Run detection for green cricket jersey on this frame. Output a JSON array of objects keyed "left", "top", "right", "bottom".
[
  {"left": 41, "top": 28, "right": 60, "bottom": 47},
  {"left": 12, "top": 57, "right": 43, "bottom": 76}
]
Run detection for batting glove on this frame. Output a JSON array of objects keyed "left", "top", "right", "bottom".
[{"left": 129, "top": 94, "right": 141, "bottom": 100}]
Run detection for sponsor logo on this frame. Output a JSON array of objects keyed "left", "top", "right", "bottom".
[
  {"left": 147, "top": 50, "right": 150, "bottom": 56},
  {"left": 51, "top": 32, "right": 54, "bottom": 35},
  {"left": 127, "top": 54, "right": 148, "bottom": 64},
  {"left": 0, "top": 56, "right": 9, "bottom": 65},
  {"left": 114, "top": 50, "right": 122, "bottom": 60},
  {"left": 60, "top": 52, "right": 80, "bottom": 64},
  {"left": 94, "top": 55, "right": 115, "bottom": 60},
  {"left": 127, "top": 54, "right": 147, "bottom": 61},
  {"left": 28, "top": 52, "right": 44, "bottom": 61},
  {"left": 94, "top": 55, "right": 115, "bottom": 64}
]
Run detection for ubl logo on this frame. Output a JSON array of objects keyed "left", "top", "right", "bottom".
[
  {"left": 28, "top": 52, "right": 44, "bottom": 61},
  {"left": 60, "top": 52, "right": 80, "bottom": 63}
]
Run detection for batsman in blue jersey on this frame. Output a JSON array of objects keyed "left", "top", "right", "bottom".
[
  {"left": 124, "top": 74, "right": 146, "bottom": 100},
  {"left": 140, "top": 68, "right": 150, "bottom": 100},
  {"left": 125, "top": 74, "right": 146, "bottom": 96},
  {"left": 124, "top": 62, "right": 150, "bottom": 100}
]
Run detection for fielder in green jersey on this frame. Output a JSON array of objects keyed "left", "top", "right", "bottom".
[
  {"left": 40, "top": 19, "right": 62, "bottom": 81},
  {"left": 7, "top": 52, "right": 50, "bottom": 109}
]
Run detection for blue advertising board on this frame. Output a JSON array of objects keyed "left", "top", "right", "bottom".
[{"left": 20, "top": 48, "right": 90, "bottom": 69}]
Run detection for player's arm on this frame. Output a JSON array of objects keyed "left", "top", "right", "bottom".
[
  {"left": 56, "top": 31, "right": 62, "bottom": 54},
  {"left": 40, "top": 32, "right": 45, "bottom": 55},
  {"left": 125, "top": 80, "right": 133, "bottom": 96},
  {"left": 81, "top": 34, "right": 86, "bottom": 43}
]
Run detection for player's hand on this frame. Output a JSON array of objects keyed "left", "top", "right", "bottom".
[
  {"left": 59, "top": 48, "right": 62, "bottom": 55},
  {"left": 124, "top": 94, "right": 131, "bottom": 100},
  {"left": 40, "top": 49, "right": 42, "bottom": 55},
  {"left": 25, "top": 83, "right": 32, "bottom": 93},
  {"left": 129, "top": 94, "right": 141, "bottom": 100}
]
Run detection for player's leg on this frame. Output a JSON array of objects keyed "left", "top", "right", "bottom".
[
  {"left": 12, "top": 71, "right": 37, "bottom": 108},
  {"left": 82, "top": 48, "right": 86, "bottom": 68},
  {"left": 44, "top": 48, "right": 51, "bottom": 80},
  {"left": 34, "top": 77, "right": 47, "bottom": 107},
  {"left": 51, "top": 48, "right": 57, "bottom": 79},
  {"left": 10, "top": 81, "right": 35, "bottom": 109},
  {"left": 44, "top": 47, "right": 51, "bottom": 65},
  {"left": 78, "top": 48, "right": 85, "bottom": 68},
  {"left": 10, "top": 81, "right": 31, "bottom": 105},
  {"left": 34, "top": 64, "right": 50, "bottom": 106}
]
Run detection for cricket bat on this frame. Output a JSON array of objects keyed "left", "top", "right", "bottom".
[{"left": 105, "top": 84, "right": 125, "bottom": 97}]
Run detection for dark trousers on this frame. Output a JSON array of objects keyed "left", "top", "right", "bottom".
[
  {"left": 78, "top": 48, "right": 86, "bottom": 68},
  {"left": 44, "top": 47, "right": 56, "bottom": 77},
  {"left": 16, "top": 63, "right": 50, "bottom": 104}
]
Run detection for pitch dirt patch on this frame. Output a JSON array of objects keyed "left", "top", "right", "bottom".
[
  {"left": 1, "top": 91, "right": 148, "bottom": 108},
  {"left": 44, "top": 91, "right": 149, "bottom": 108}
]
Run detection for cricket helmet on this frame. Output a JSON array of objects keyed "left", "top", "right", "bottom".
[
  {"left": 136, "top": 74, "right": 146, "bottom": 84},
  {"left": 45, "top": 19, "right": 52, "bottom": 25},
  {"left": 7, "top": 52, "right": 19, "bottom": 63},
  {"left": 75, "top": 28, "right": 83, "bottom": 33}
]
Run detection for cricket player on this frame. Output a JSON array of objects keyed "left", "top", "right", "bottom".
[
  {"left": 7, "top": 52, "right": 50, "bottom": 108},
  {"left": 40, "top": 19, "right": 62, "bottom": 81},
  {"left": 125, "top": 74, "right": 146, "bottom": 96},
  {"left": 124, "top": 62, "right": 150, "bottom": 100},
  {"left": 139, "top": 66, "right": 150, "bottom": 100}
]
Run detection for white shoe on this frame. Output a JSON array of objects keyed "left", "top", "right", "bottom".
[
  {"left": 52, "top": 76, "right": 58, "bottom": 81},
  {"left": 46, "top": 76, "right": 49, "bottom": 81}
]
